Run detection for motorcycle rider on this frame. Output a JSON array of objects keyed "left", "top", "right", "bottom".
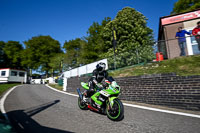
[{"left": 84, "top": 62, "right": 108, "bottom": 97}]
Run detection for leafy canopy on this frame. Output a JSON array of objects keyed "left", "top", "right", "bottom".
[
  {"left": 63, "top": 38, "right": 86, "bottom": 69},
  {"left": 1, "top": 41, "right": 24, "bottom": 69},
  {"left": 81, "top": 17, "right": 111, "bottom": 64},
  {"left": 23, "top": 35, "right": 62, "bottom": 74},
  {"left": 171, "top": 0, "right": 200, "bottom": 14},
  {"left": 102, "top": 7, "right": 154, "bottom": 68}
]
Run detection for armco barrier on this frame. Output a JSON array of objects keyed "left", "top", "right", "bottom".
[{"left": 66, "top": 73, "right": 200, "bottom": 111}]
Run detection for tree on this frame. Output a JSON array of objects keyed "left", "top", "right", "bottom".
[
  {"left": 49, "top": 53, "right": 65, "bottom": 73},
  {"left": 23, "top": 35, "right": 62, "bottom": 76},
  {"left": 63, "top": 38, "right": 86, "bottom": 69},
  {"left": 62, "top": 17, "right": 111, "bottom": 68},
  {"left": 102, "top": 7, "right": 154, "bottom": 68},
  {"left": 87, "top": 17, "right": 111, "bottom": 53},
  {"left": 82, "top": 17, "right": 111, "bottom": 64},
  {"left": 171, "top": 0, "right": 200, "bottom": 14},
  {"left": 2, "top": 41, "right": 24, "bottom": 69},
  {"left": 0, "top": 41, "right": 6, "bottom": 68}
]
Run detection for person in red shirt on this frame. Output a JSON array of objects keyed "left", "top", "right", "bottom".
[{"left": 192, "top": 21, "right": 200, "bottom": 51}]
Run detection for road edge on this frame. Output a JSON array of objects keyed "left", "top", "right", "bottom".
[
  {"left": 0, "top": 85, "right": 22, "bottom": 121},
  {"left": 45, "top": 84, "right": 200, "bottom": 119}
]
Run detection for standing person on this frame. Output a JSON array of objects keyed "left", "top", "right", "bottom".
[
  {"left": 175, "top": 27, "right": 191, "bottom": 56},
  {"left": 192, "top": 21, "right": 200, "bottom": 51}
]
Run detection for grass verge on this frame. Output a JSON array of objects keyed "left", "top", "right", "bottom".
[
  {"left": 48, "top": 84, "right": 63, "bottom": 91},
  {"left": 0, "top": 83, "right": 20, "bottom": 96},
  {"left": 109, "top": 55, "right": 200, "bottom": 77}
]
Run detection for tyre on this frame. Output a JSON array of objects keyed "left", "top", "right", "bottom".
[
  {"left": 78, "top": 97, "right": 88, "bottom": 110},
  {"left": 106, "top": 98, "right": 124, "bottom": 121}
]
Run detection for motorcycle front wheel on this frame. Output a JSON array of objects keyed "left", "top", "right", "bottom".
[{"left": 106, "top": 98, "right": 124, "bottom": 121}]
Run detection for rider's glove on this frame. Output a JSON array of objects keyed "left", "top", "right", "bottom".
[{"left": 97, "top": 83, "right": 103, "bottom": 89}]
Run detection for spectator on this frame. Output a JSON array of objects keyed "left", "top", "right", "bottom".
[
  {"left": 192, "top": 21, "right": 200, "bottom": 51},
  {"left": 175, "top": 27, "right": 191, "bottom": 56}
]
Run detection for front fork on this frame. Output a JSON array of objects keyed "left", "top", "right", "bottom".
[
  {"left": 107, "top": 97, "right": 117, "bottom": 110},
  {"left": 77, "top": 88, "right": 83, "bottom": 100}
]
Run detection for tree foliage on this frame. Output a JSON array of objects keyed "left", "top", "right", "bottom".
[
  {"left": 0, "top": 41, "right": 24, "bottom": 69},
  {"left": 63, "top": 38, "right": 86, "bottom": 69},
  {"left": 171, "top": 0, "right": 200, "bottom": 14},
  {"left": 101, "top": 7, "right": 154, "bottom": 68},
  {"left": 75, "top": 17, "right": 112, "bottom": 65},
  {"left": 0, "top": 7, "right": 155, "bottom": 74},
  {"left": 49, "top": 53, "right": 64, "bottom": 73},
  {"left": 62, "top": 7, "right": 154, "bottom": 69},
  {"left": 23, "top": 35, "right": 62, "bottom": 75},
  {"left": 86, "top": 17, "right": 111, "bottom": 57},
  {"left": 0, "top": 41, "right": 6, "bottom": 68},
  {"left": 62, "top": 18, "right": 111, "bottom": 68}
]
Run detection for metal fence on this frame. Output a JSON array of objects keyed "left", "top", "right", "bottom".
[
  {"left": 157, "top": 36, "right": 200, "bottom": 59},
  {"left": 108, "top": 35, "right": 200, "bottom": 70}
]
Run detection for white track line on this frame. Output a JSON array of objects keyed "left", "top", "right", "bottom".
[
  {"left": 123, "top": 103, "right": 200, "bottom": 118},
  {"left": 46, "top": 84, "right": 200, "bottom": 119},
  {"left": 46, "top": 84, "right": 78, "bottom": 97},
  {"left": 0, "top": 85, "right": 21, "bottom": 121}
]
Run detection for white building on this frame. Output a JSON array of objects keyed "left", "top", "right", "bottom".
[{"left": 0, "top": 68, "right": 27, "bottom": 83}]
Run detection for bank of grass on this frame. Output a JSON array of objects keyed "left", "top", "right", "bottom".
[
  {"left": 48, "top": 84, "right": 63, "bottom": 91},
  {"left": 0, "top": 83, "right": 20, "bottom": 96},
  {"left": 109, "top": 55, "right": 200, "bottom": 77}
]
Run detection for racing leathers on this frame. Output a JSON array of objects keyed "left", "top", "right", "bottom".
[{"left": 86, "top": 69, "right": 108, "bottom": 97}]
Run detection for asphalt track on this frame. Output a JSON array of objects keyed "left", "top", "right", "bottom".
[{"left": 3, "top": 85, "right": 200, "bottom": 133}]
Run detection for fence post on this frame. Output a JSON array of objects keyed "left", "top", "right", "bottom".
[
  {"left": 63, "top": 77, "right": 67, "bottom": 91},
  {"left": 86, "top": 65, "right": 88, "bottom": 74},
  {"left": 136, "top": 48, "right": 140, "bottom": 64}
]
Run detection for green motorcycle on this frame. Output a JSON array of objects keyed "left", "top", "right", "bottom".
[{"left": 77, "top": 77, "right": 124, "bottom": 121}]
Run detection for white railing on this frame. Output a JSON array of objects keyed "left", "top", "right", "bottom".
[
  {"left": 63, "top": 59, "right": 108, "bottom": 78},
  {"left": 62, "top": 59, "right": 108, "bottom": 91}
]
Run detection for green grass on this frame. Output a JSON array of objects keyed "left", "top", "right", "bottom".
[
  {"left": 109, "top": 55, "right": 200, "bottom": 77},
  {"left": 48, "top": 84, "right": 63, "bottom": 91},
  {"left": 0, "top": 83, "right": 20, "bottom": 96}
]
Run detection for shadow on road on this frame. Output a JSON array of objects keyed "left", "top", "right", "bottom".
[{"left": 7, "top": 100, "right": 74, "bottom": 133}]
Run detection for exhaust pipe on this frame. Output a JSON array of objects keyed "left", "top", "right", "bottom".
[{"left": 77, "top": 88, "right": 83, "bottom": 100}]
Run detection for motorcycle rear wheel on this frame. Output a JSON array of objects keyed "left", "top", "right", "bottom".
[{"left": 78, "top": 97, "right": 88, "bottom": 110}]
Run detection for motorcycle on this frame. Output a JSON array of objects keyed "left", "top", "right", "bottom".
[{"left": 76, "top": 77, "right": 124, "bottom": 121}]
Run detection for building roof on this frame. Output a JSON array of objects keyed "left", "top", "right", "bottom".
[
  {"left": 0, "top": 68, "right": 26, "bottom": 71},
  {"left": 158, "top": 9, "right": 200, "bottom": 40}
]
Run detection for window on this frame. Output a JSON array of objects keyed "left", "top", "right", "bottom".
[
  {"left": 1, "top": 71, "right": 6, "bottom": 76},
  {"left": 189, "top": 30, "right": 197, "bottom": 44},
  {"left": 19, "top": 72, "right": 25, "bottom": 77},
  {"left": 11, "top": 71, "right": 17, "bottom": 76},
  {"left": 189, "top": 30, "right": 200, "bottom": 55}
]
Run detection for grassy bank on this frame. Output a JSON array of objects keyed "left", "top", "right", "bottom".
[
  {"left": 0, "top": 83, "right": 20, "bottom": 96},
  {"left": 109, "top": 55, "right": 200, "bottom": 77},
  {"left": 48, "top": 84, "right": 63, "bottom": 91}
]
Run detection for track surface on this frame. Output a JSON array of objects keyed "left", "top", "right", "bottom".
[{"left": 4, "top": 85, "right": 200, "bottom": 133}]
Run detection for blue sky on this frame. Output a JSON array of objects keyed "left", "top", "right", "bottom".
[{"left": 0, "top": 0, "right": 178, "bottom": 47}]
